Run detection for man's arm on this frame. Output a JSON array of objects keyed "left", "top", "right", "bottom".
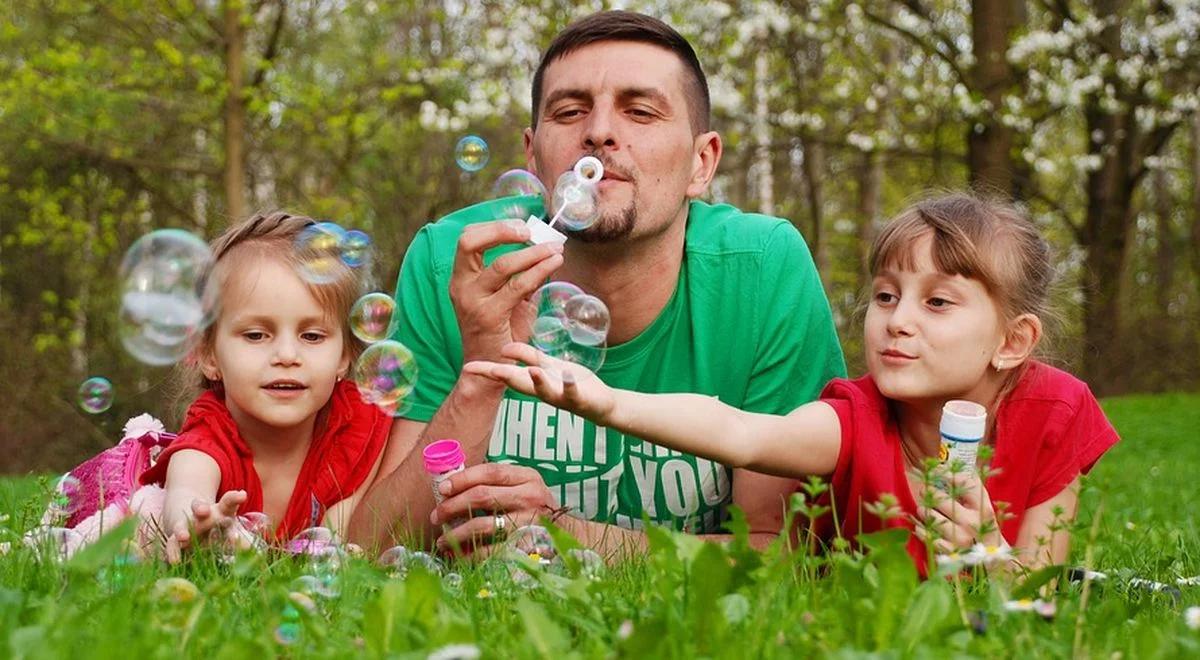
[{"left": 347, "top": 374, "right": 506, "bottom": 551}]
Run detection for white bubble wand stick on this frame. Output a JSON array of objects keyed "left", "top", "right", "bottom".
[{"left": 525, "top": 157, "right": 604, "bottom": 244}]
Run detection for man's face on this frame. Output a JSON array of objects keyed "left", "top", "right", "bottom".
[{"left": 526, "top": 40, "right": 715, "bottom": 243}]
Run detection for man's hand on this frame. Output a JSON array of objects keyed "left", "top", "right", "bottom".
[
  {"left": 429, "top": 463, "right": 559, "bottom": 555},
  {"left": 451, "top": 220, "right": 564, "bottom": 364}
]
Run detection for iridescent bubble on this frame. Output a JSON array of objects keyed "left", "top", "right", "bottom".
[
  {"left": 48, "top": 474, "right": 82, "bottom": 519},
  {"left": 531, "top": 315, "right": 571, "bottom": 353},
  {"left": 377, "top": 545, "right": 410, "bottom": 569},
  {"left": 339, "top": 229, "right": 372, "bottom": 268},
  {"left": 455, "top": 135, "right": 490, "bottom": 172},
  {"left": 492, "top": 169, "right": 547, "bottom": 200},
  {"left": 533, "top": 281, "right": 584, "bottom": 320},
  {"left": 507, "top": 525, "right": 557, "bottom": 560},
  {"left": 294, "top": 222, "right": 349, "bottom": 284},
  {"left": 275, "top": 602, "right": 301, "bottom": 646},
  {"left": 563, "top": 294, "right": 610, "bottom": 346},
  {"left": 377, "top": 545, "right": 443, "bottom": 577},
  {"left": 556, "top": 341, "right": 606, "bottom": 372},
  {"left": 118, "top": 229, "right": 216, "bottom": 366},
  {"left": 353, "top": 340, "right": 419, "bottom": 415},
  {"left": 77, "top": 377, "right": 114, "bottom": 414},
  {"left": 550, "top": 171, "right": 600, "bottom": 231},
  {"left": 292, "top": 574, "right": 341, "bottom": 599},
  {"left": 238, "top": 512, "right": 272, "bottom": 536},
  {"left": 444, "top": 572, "right": 463, "bottom": 591},
  {"left": 568, "top": 548, "right": 605, "bottom": 579},
  {"left": 349, "top": 293, "right": 396, "bottom": 344},
  {"left": 285, "top": 526, "right": 339, "bottom": 559},
  {"left": 152, "top": 577, "right": 200, "bottom": 604}
]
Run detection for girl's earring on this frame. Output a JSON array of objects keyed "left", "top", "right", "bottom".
[{"left": 995, "top": 359, "right": 1005, "bottom": 371}]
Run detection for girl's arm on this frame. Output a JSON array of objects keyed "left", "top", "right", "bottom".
[
  {"left": 161, "top": 449, "right": 246, "bottom": 562},
  {"left": 464, "top": 342, "right": 844, "bottom": 479},
  {"left": 324, "top": 443, "right": 387, "bottom": 540}
]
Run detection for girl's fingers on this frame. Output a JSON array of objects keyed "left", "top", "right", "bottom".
[{"left": 529, "top": 367, "right": 564, "bottom": 402}]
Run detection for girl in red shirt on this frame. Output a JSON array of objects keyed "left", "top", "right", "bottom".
[
  {"left": 139, "top": 212, "right": 391, "bottom": 560},
  {"left": 466, "top": 193, "right": 1118, "bottom": 573}
]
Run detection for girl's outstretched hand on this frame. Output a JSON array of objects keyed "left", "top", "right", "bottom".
[
  {"left": 164, "top": 489, "right": 248, "bottom": 563},
  {"left": 463, "top": 341, "right": 616, "bottom": 424}
]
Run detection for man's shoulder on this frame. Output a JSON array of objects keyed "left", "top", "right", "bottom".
[{"left": 685, "top": 200, "right": 806, "bottom": 256}]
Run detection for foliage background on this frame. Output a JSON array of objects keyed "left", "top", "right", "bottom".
[{"left": 2, "top": 0, "right": 1198, "bottom": 473}]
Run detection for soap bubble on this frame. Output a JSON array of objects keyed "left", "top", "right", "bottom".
[
  {"left": 378, "top": 545, "right": 443, "bottom": 578},
  {"left": 562, "top": 294, "right": 610, "bottom": 346},
  {"left": 444, "top": 572, "right": 463, "bottom": 591},
  {"left": 294, "top": 222, "right": 349, "bottom": 284},
  {"left": 568, "top": 548, "right": 605, "bottom": 579},
  {"left": 455, "top": 135, "right": 490, "bottom": 172},
  {"left": 550, "top": 171, "right": 600, "bottom": 231},
  {"left": 118, "top": 229, "right": 216, "bottom": 366},
  {"left": 353, "top": 340, "right": 418, "bottom": 415},
  {"left": 77, "top": 377, "right": 114, "bottom": 414},
  {"left": 285, "top": 527, "right": 339, "bottom": 558},
  {"left": 349, "top": 293, "right": 396, "bottom": 344},
  {"left": 493, "top": 169, "right": 547, "bottom": 200},
  {"left": 533, "top": 281, "right": 585, "bottom": 320},
  {"left": 507, "top": 525, "right": 557, "bottom": 560},
  {"left": 292, "top": 573, "right": 341, "bottom": 599},
  {"left": 152, "top": 577, "right": 200, "bottom": 604},
  {"left": 48, "top": 474, "right": 82, "bottom": 519},
  {"left": 530, "top": 315, "right": 571, "bottom": 353},
  {"left": 339, "top": 229, "right": 372, "bottom": 268},
  {"left": 556, "top": 341, "right": 606, "bottom": 372}
]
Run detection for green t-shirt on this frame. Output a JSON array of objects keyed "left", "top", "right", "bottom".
[{"left": 392, "top": 196, "right": 846, "bottom": 532}]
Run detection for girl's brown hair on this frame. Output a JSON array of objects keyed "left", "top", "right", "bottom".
[{"left": 174, "top": 211, "right": 366, "bottom": 409}]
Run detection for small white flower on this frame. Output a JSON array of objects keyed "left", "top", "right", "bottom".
[
  {"left": 617, "top": 619, "right": 634, "bottom": 640},
  {"left": 123, "top": 413, "right": 165, "bottom": 440},
  {"left": 427, "top": 644, "right": 481, "bottom": 660},
  {"left": 1176, "top": 576, "right": 1200, "bottom": 587},
  {"left": 1125, "top": 521, "right": 1137, "bottom": 531},
  {"left": 0, "top": 542, "right": 10, "bottom": 555},
  {"left": 1004, "top": 598, "right": 1037, "bottom": 612},
  {"left": 936, "top": 551, "right": 966, "bottom": 571},
  {"left": 967, "top": 542, "right": 1014, "bottom": 567},
  {"left": 1185, "top": 606, "right": 1200, "bottom": 630},
  {"left": 1004, "top": 598, "right": 1056, "bottom": 618}
]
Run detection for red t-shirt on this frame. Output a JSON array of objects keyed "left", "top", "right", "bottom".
[
  {"left": 141, "top": 380, "right": 391, "bottom": 540},
  {"left": 816, "top": 361, "right": 1119, "bottom": 572}
]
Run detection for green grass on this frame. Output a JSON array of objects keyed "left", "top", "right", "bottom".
[{"left": 2, "top": 393, "right": 1199, "bottom": 658}]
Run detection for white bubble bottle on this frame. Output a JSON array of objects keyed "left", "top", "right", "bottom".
[
  {"left": 939, "top": 400, "right": 987, "bottom": 475},
  {"left": 422, "top": 439, "right": 466, "bottom": 504}
]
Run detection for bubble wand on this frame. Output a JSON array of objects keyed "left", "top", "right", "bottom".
[{"left": 524, "top": 156, "right": 604, "bottom": 245}]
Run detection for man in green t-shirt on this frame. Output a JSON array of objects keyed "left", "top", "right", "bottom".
[{"left": 349, "top": 11, "right": 845, "bottom": 553}]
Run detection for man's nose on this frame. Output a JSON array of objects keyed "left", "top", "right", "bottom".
[{"left": 582, "top": 104, "right": 618, "bottom": 151}]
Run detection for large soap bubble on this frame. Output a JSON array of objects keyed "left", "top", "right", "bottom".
[
  {"left": 493, "top": 169, "right": 547, "bottom": 200},
  {"left": 77, "top": 377, "right": 114, "bottom": 413},
  {"left": 455, "top": 135, "right": 490, "bottom": 172},
  {"left": 118, "top": 229, "right": 216, "bottom": 366},
  {"left": 294, "top": 222, "right": 349, "bottom": 284},
  {"left": 353, "top": 340, "right": 419, "bottom": 415},
  {"left": 349, "top": 293, "right": 396, "bottom": 344},
  {"left": 562, "top": 294, "right": 610, "bottom": 347},
  {"left": 549, "top": 171, "right": 601, "bottom": 231}
]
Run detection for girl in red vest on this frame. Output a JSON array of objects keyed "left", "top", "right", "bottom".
[
  {"left": 466, "top": 193, "right": 1119, "bottom": 575},
  {"left": 140, "top": 212, "right": 390, "bottom": 561}
]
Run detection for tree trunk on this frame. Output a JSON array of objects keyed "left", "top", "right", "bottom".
[
  {"left": 223, "top": 0, "right": 247, "bottom": 221},
  {"left": 858, "top": 150, "right": 884, "bottom": 287},
  {"left": 1153, "top": 167, "right": 1174, "bottom": 316},
  {"left": 800, "top": 135, "right": 827, "bottom": 277},
  {"left": 752, "top": 51, "right": 775, "bottom": 217},
  {"left": 968, "top": 0, "right": 1019, "bottom": 195},
  {"left": 1191, "top": 112, "right": 1200, "bottom": 285}
]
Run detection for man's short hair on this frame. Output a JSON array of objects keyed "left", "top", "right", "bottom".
[{"left": 530, "top": 10, "right": 711, "bottom": 134}]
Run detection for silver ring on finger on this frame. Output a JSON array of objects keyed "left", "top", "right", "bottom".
[{"left": 493, "top": 514, "right": 508, "bottom": 538}]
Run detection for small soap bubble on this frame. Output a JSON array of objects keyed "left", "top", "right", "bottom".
[
  {"left": 152, "top": 577, "right": 200, "bottom": 604},
  {"left": 339, "top": 229, "right": 372, "bottom": 268},
  {"left": 77, "top": 377, "right": 114, "bottom": 414},
  {"left": 119, "top": 229, "right": 216, "bottom": 366},
  {"left": 563, "top": 294, "right": 610, "bottom": 346},
  {"left": 444, "top": 572, "right": 464, "bottom": 591},
  {"left": 568, "top": 548, "right": 605, "bottom": 579},
  {"left": 533, "top": 281, "right": 585, "bottom": 320},
  {"left": 493, "top": 169, "right": 547, "bottom": 200},
  {"left": 507, "top": 525, "right": 557, "bottom": 560},
  {"left": 455, "top": 135, "right": 490, "bottom": 172},
  {"left": 49, "top": 474, "right": 82, "bottom": 518},
  {"left": 353, "top": 340, "right": 419, "bottom": 415},
  {"left": 285, "top": 527, "right": 339, "bottom": 558},
  {"left": 349, "top": 293, "right": 397, "bottom": 344},
  {"left": 274, "top": 620, "right": 301, "bottom": 646},
  {"left": 556, "top": 342, "right": 607, "bottom": 372},
  {"left": 292, "top": 573, "right": 341, "bottom": 599},
  {"left": 551, "top": 171, "right": 600, "bottom": 231},
  {"left": 294, "top": 222, "right": 349, "bottom": 284}
]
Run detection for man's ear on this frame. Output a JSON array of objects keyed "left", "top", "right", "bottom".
[
  {"left": 992, "top": 313, "right": 1042, "bottom": 372},
  {"left": 685, "top": 131, "right": 722, "bottom": 198},
  {"left": 524, "top": 127, "right": 538, "bottom": 178}
]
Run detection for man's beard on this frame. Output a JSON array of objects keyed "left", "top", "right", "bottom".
[{"left": 565, "top": 203, "right": 637, "bottom": 243}]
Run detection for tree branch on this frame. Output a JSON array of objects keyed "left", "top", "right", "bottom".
[
  {"left": 250, "top": 0, "right": 287, "bottom": 90},
  {"left": 861, "top": 6, "right": 972, "bottom": 90}
]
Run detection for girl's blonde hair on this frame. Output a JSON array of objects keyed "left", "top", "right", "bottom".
[
  {"left": 176, "top": 211, "right": 366, "bottom": 407},
  {"left": 867, "top": 193, "right": 1057, "bottom": 405}
]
